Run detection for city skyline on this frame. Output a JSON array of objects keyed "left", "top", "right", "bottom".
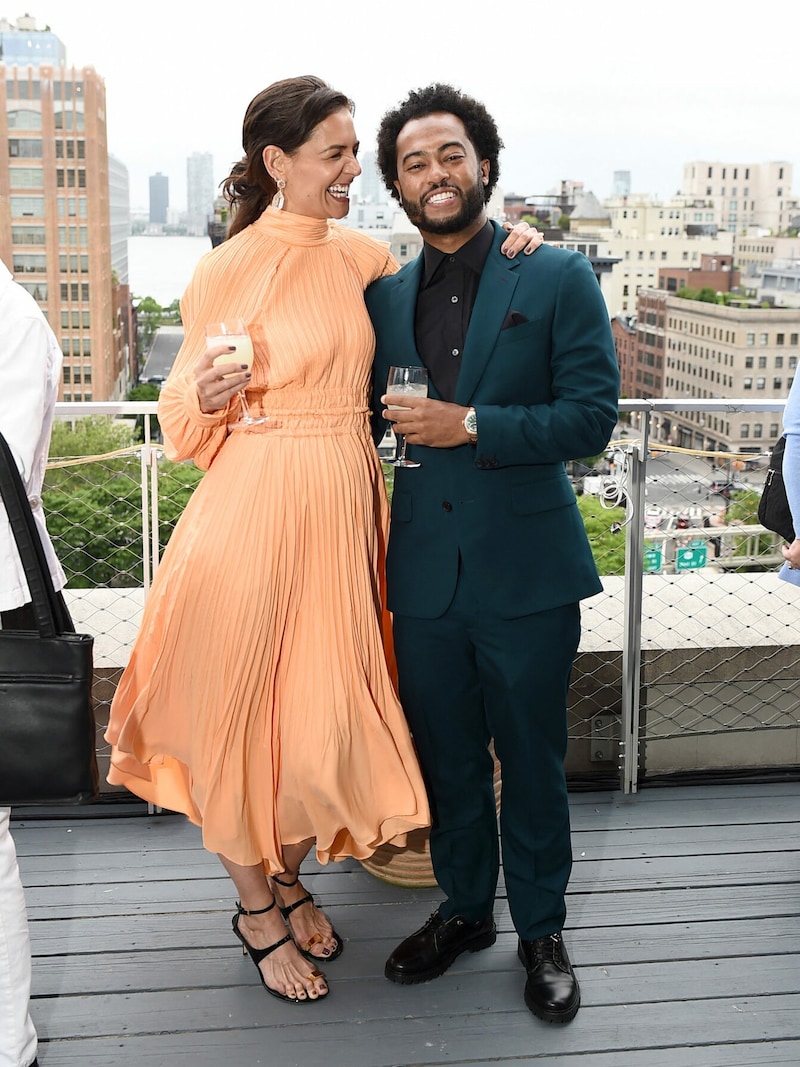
[{"left": 22, "top": 1, "right": 800, "bottom": 216}]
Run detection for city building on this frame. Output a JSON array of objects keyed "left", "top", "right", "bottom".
[
  {"left": 612, "top": 170, "right": 631, "bottom": 197},
  {"left": 656, "top": 293, "right": 799, "bottom": 453},
  {"left": 0, "top": 13, "right": 64, "bottom": 63},
  {"left": 0, "top": 15, "right": 132, "bottom": 401},
  {"left": 757, "top": 264, "right": 800, "bottom": 309},
  {"left": 354, "top": 150, "right": 385, "bottom": 205},
  {"left": 658, "top": 253, "right": 740, "bottom": 295},
  {"left": 735, "top": 234, "right": 800, "bottom": 288},
  {"left": 612, "top": 313, "right": 638, "bottom": 401},
  {"left": 681, "top": 161, "right": 799, "bottom": 235},
  {"left": 149, "top": 172, "right": 168, "bottom": 225},
  {"left": 186, "top": 151, "right": 214, "bottom": 235}
]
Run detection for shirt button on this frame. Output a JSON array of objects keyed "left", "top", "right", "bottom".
[
  {"left": 451, "top": 295, "right": 459, "bottom": 303},
  {"left": 451, "top": 348, "right": 460, "bottom": 357},
  {"left": 442, "top": 501, "right": 453, "bottom": 512}
]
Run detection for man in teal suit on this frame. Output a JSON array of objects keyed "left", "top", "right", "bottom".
[{"left": 367, "top": 85, "right": 619, "bottom": 1024}]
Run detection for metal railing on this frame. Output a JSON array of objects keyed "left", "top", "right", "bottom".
[{"left": 44, "top": 400, "right": 800, "bottom": 796}]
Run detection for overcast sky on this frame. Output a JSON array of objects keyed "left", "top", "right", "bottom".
[{"left": 27, "top": 0, "right": 800, "bottom": 213}]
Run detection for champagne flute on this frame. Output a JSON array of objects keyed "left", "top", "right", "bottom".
[
  {"left": 386, "top": 365, "right": 428, "bottom": 468},
  {"left": 205, "top": 319, "right": 267, "bottom": 427}
]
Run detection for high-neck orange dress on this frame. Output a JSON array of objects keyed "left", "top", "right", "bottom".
[{"left": 106, "top": 209, "right": 430, "bottom": 869}]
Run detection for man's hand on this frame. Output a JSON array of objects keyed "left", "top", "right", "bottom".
[{"left": 382, "top": 395, "right": 472, "bottom": 448}]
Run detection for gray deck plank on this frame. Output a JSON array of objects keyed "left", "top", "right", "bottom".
[
  {"left": 15, "top": 780, "right": 800, "bottom": 1067},
  {"left": 32, "top": 997, "right": 800, "bottom": 1066}
]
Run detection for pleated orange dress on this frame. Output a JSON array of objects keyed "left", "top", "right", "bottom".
[{"left": 106, "top": 209, "right": 431, "bottom": 869}]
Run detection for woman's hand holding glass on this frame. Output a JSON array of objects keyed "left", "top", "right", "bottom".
[{"left": 198, "top": 319, "right": 267, "bottom": 427}]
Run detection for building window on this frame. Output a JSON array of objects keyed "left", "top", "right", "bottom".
[
  {"left": 758, "top": 356, "right": 767, "bottom": 368},
  {"left": 745, "top": 356, "right": 754, "bottom": 368},
  {"left": 776, "top": 356, "right": 784, "bottom": 368},
  {"left": 10, "top": 196, "right": 45, "bottom": 216},
  {"left": 741, "top": 424, "right": 749, "bottom": 438},
  {"left": 743, "top": 377, "right": 753, "bottom": 390},
  {"left": 7, "top": 108, "right": 42, "bottom": 130},
  {"left": 746, "top": 333, "right": 755, "bottom": 346},
  {"left": 9, "top": 167, "right": 43, "bottom": 188},
  {"left": 774, "top": 378, "right": 783, "bottom": 390},
  {"left": 8, "top": 138, "right": 43, "bottom": 159},
  {"left": 756, "top": 377, "right": 766, "bottom": 390},
  {"left": 777, "top": 333, "right": 785, "bottom": 345},
  {"left": 760, "top": 332, "right": 768, "bottom": 346}
]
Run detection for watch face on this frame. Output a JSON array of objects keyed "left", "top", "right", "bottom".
[{"left": 465, "top": 410, "right": 478, "bottom": 434}]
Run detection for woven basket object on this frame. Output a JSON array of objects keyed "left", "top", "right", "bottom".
[{"left": 360, "top": 749, "right": 502, "bottom": 888}]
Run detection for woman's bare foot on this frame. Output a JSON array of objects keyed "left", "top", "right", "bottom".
[
  {"left": 237, "top": 906, "right": 328, "bottom": 1000},
  {"left": 270, "top": 874, "right": 339, "bottom": 960}
]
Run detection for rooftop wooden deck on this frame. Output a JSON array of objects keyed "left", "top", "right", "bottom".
[{"left": 13, "top": 780, "right": 800, "bottom": 1066}]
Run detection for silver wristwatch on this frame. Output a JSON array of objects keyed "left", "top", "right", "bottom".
[{"left": 463, "top": 407, "right": 478, "bottom": 445}]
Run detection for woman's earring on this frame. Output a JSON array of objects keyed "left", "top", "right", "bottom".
[{"left": 271, "top": 178, "right": 286, "bottom": 211}]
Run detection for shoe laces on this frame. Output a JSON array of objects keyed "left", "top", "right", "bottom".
[{"left": 531, "top": 933, "right": 564, "bottom": 965}]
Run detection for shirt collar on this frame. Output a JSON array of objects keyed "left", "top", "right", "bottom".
[{"left": 421, "top": 219, "right": 494, "bottom": 285}]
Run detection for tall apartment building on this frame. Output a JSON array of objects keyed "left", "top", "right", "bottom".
[
  {"left": 149, "top": 172, "right": 168, "bottom": 224},
  {"left": 186, "top": 151, "right": 214, "bottom": 234},
  {"left": 655, "top": 293, "right": 799, "bottom": 453},
  {"left": 0, "top": 17, "right": 131, "bottom": 401},
  {"left": 681, "top": 161, "right": 798, "bottom": 235}
]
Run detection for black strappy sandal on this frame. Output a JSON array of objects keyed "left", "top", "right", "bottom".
[
  {"left": 271, "top": 873, "right": 344, "bottom": 962},
  {"left": 232, "top": 900, "right": 328, "bottom": 1003}
]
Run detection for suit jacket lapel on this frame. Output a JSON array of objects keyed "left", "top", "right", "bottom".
[{"left": 455, "top": 227, "right": 521, "bottom": 405}]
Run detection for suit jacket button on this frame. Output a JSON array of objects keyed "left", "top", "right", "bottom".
[{"left": 442, "top": 501, "right": 453, "bottom": 512}]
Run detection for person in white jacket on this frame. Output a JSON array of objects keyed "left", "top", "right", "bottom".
[{"left": 0, "top": 256, "right": 66, "bottom": 1067}]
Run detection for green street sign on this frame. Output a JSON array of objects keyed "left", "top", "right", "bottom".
[
  {"left": 675, "top": 543, "right": 707, "bottom": 570},
  {"left": 644, "top": 548, "right": 663, "bottom": 572}
]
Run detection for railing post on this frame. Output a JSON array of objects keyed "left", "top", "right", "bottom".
[{"left": 620, "top": 410, "right": 649, "bottom": 793}]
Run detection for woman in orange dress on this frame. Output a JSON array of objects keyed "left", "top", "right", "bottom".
[{"left": 106, "top": 75, "right": 537, "bottom": 1004}]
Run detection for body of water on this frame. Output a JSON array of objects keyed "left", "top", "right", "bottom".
[{"left": 127, "top": 234, "right": 213, "bottom": 307}]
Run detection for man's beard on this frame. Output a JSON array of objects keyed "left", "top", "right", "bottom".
[{"left": 400, "top": 172, "right": 486, "bottom": 234}]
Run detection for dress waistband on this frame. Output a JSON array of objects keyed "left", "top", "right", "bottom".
[{"left": 236, "top": 388, "right": 371, "bottom": 436}]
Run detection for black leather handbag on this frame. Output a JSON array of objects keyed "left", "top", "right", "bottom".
[
  {"left": 0, "top": 431, "right": 98, "bottom": 806},
  {"left": 758, "top": 435, "right": 796, "bottom": 545}
]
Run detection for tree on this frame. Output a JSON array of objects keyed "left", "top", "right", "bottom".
[
  {"left": 576, "top": 493, "right": 627, "bottom": 575},
  {"left": 44, "top": 416, "right": 204, "bottom": 587},
  {"left": 697, "top": 287, "right": 720, "bottom": 303},
  {"left": 127, "top": 383, "right": 161, "bottom": 442}
]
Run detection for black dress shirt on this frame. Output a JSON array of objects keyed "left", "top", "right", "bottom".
[{"left": 414, "top": 220, "right": 494, "bottom": 402}]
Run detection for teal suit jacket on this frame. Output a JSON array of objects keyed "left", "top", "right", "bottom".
[{"left": 368, "top": 222, "right": 620, "bottom": 620}]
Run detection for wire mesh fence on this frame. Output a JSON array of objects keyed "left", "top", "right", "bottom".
[{"left": 39, "top": 401, "right": 800, "bottom": 796}]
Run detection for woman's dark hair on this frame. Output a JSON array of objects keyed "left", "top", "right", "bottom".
[
  {"left": 375, "top": 83, "right": 503, "bottom": 203},
  {"left": 221, "top": 75, "right": 353, "bottom": 237}
]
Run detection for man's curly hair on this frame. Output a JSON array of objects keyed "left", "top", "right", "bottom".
[{"left": 375, "top": 83, "right": 503, "bottom": 204}]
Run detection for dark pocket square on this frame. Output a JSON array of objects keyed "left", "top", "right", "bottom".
[{"left": 501, "top": 310, "right": 529, "bottom": 329}]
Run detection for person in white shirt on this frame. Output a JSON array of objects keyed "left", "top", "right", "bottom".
[{"left": 0, "top": 256, "right": 66, "bottom": 1067}]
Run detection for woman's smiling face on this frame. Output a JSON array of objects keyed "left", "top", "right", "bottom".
[{"left": 266, "top": 108, "right": 361, "bottom": 220}]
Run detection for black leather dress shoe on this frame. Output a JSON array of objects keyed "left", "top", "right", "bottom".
[
  {"left": 385, "top": 909, "right": 496, "bottom": 984},
  {"left": 518, "top": 932, "right": 580, "bottom": 1023}
]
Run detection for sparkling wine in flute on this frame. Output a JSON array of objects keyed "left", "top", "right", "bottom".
[
  {"left": 205, "top": 319, "right": 266, "bottom": 427},
  {"left": 386, "top": 365, "right": 428, "bottom": 468}
]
